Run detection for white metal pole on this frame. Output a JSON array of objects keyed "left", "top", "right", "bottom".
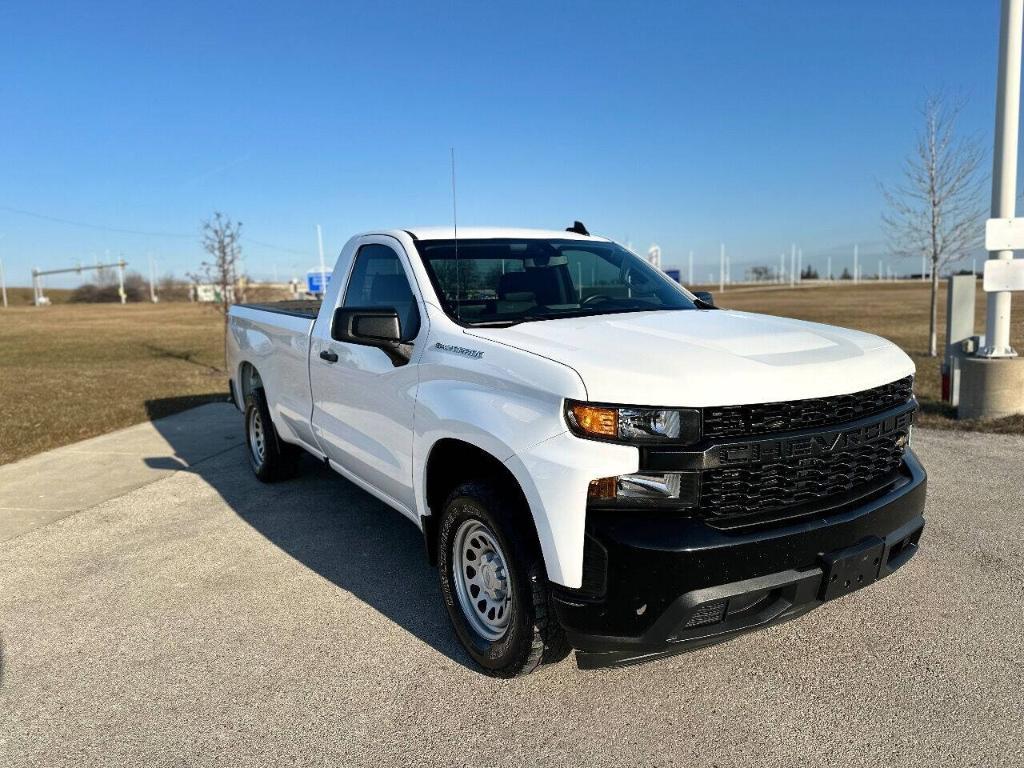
[
  {"left": 118, "top": 260, "right": 126, "bottom": 304},
  {"left": 854, "top": 244, "right": 860, "bottom": 285},
  {"left": 827, "top": 256, "right": 832, "bottom": 281},
  {"left": 317, "top": 224, "right": 327, "bottom": 297},
  {"left": 983, "top": 0, "right": 1023, "bottom": 357},
  {"left": 719, "top": 243, "right": 725, "bottom": 293},
  {"left": 688, "top": 251, "right": 694, "bottom": 285},
  {"left": 149, "top": 255, "right": 158, "bottom": 303}
]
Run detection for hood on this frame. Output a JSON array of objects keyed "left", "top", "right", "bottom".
[{"left": 465, "top": 309, "right": 914, "bottom": 407}]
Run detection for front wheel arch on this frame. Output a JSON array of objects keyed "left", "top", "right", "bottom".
[{"left": 422, "top": 439, "right": 539, "bottom": 569}]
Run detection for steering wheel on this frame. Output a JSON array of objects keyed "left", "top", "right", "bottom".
[{"left": 580, "top": 294, "right": 613, "bottom": 306}]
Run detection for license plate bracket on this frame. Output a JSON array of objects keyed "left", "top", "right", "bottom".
[{"left": 819, "top": 536, "right": 885, "bottom": 601}]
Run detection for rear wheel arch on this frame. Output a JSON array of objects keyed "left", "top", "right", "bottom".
[{"left": 238, "top": 361, "right": 263, "bottom": 405}]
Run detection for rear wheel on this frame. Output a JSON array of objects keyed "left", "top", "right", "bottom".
[
  {"left": 244, "top": 388, "right": 300, "bottom": 482},
  {"left": 437, "top": 480, "right": 569, "bottom": 677}
]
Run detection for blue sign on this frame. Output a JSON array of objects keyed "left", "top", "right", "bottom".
[{"left": 306, "top": 269, "right": 331, "bottom": 294}]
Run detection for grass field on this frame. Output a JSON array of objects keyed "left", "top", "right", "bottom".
[
  {"left": 0, "top": 282, "right": 1021, "bottom": 464},
  {"left": 0, "top": 302, "right": 226, "bottom": 464}
]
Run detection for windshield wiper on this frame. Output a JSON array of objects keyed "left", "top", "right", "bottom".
[{"left": 464, "top": 319, "right": 523, "bottom": 328}]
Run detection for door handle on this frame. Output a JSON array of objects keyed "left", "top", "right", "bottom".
[{"left": 319, "top": 349, "right": 339, "bottom": 363}]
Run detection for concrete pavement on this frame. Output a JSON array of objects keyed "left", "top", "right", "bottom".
[
  {"left": 0, "top": 403, "right": 241, "bottom": 542},
  {"left": 1, "top": 406, "right": 1022, "bottom": 767}
]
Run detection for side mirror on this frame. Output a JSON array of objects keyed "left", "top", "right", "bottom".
[
  {"left": 332, "top": 307, "right": 411, "bottom": 365},
  {"left": 693, "top": 291, "right": 715, "bottom": 308}
]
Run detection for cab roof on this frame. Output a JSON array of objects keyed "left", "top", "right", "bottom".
[{"left": 399, "top": 226, "right": 610, "bottom": 242}]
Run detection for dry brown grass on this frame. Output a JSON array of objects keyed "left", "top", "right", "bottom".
[
  {"left": 0, "top": 282, "right": 1020, "bottom": 465},
  {"left": 0, "top": 302, "right": 227, "bottom": 464}
]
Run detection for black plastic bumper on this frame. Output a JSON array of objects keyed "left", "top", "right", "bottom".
[{"left": 553, "top": 450, "right": 927, "bottom": 669}]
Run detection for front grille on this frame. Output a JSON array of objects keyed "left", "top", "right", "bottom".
[
  {"left": 702, "top": 376, "right": 914, "bottom": 439},
  {"left": 700, "top": 423, "right": 909, "bottom": 524}
]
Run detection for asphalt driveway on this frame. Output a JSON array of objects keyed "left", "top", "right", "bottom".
[{"left": 1, "top": 405, "right": 1021, "bottom": 767}]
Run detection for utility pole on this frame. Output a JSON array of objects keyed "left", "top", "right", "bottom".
[
  {"left": 148, "top": 255, "right": 158, "bottom": 303},
  {"left": 981, "top": 0, "right": 1022, "bottom": 358},
  {"left": 719, "top": 243, "right": 725, "bottom": 293},
  {"left": 960, "top": 0, "right": 1024, "bottom": 420},
  {"left": 117, "top": 259, "right": 127, "bottom": 304},
  {"left": 317, "top": 224, "right": 327, "bottom": 296}
]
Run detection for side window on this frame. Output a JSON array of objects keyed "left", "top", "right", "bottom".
[{"left": 343, "top": 244, "right": 421, "bottom": 339}]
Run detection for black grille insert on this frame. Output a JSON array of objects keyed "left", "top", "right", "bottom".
[
  {"left": 702, "top": 376, "right": 914, "bottom": 439},
  {"left": 700, "top": 415, "right": 911, "bottom": 525}
]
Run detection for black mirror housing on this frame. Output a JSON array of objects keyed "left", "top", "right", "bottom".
[
  {"left": 693, "top": 291, "right": 715, "bottom": 307},
  {"left": 332, "top": 307, "right": 402, "bottom": 344},
  {"left": 331, "top": 307, "right": 411, "bottom": 366}
]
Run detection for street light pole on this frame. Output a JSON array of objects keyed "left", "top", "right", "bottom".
[{"left": 982, "top": 0, "right": 1022, "bottom": 357}]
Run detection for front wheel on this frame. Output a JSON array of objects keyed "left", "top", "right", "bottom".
[{"left": 437, "top": 480, "right": 569, "bottom": 677}]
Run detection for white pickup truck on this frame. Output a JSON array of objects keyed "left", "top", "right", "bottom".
[{"left": 226, "top": 225, "right": 926, "bottom": 676}]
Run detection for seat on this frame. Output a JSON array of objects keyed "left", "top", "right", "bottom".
[{"left": 498, "top": 270, "right": 562, "bottom": 305}]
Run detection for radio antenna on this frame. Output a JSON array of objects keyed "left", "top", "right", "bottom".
[{"left": 450, "top": 146, "right": 461, "bottom": 321}]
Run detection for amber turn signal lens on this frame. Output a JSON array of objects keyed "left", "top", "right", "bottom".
[
  {"left": 588, "top": 477, "right": 618, "bottom": 500},
  {"left": 568, "top": 403, "right": 618, "bottom": 438}
]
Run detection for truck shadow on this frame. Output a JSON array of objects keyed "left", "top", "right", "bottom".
[{"left": 143, "top": 396, "right": 474, "bottom": 671}]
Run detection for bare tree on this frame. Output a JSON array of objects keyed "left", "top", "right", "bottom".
[
  {"left": 881, "top": 92, "right": 986, "bottom": 357},
  {"left": 191, "top": 212, "right": 244, "bottom": 324}
]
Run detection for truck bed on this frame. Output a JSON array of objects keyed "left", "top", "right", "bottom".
[{"left": 237, "top": 300, "right": 322, "bottom": 319}]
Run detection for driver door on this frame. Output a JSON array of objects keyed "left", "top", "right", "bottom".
[{"left": 309, "top": 238, "right": 424, "bottom": 517}]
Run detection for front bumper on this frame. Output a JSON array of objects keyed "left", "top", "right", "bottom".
[{"left": 553, "top": 450, "right": 927, "bottom": 669}]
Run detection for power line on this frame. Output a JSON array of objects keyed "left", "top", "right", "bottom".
[
  {"left": 243, "top": 237, "right": 313, "bottom": 257},
  {"left": 0, "top": 204, "right": 193, "bottom": 238},
  {"left": 0, "top": 204, "right": 312, "bottom": 257}
]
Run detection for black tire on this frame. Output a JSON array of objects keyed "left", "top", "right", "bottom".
[
  {"left": 244, "top": 388, "right": 300, "bottom": 483},
  {"left": 437, "top": 480, "right": 570, "bottom": 677}
]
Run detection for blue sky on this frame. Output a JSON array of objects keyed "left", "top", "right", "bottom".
[{"left": 0, "top": 1, "right": 1005, "bottom": 286}]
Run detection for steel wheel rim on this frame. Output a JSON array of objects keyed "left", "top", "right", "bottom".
[
  {"left": 248, "top": 407, "right": 266, "bottom": 465},
  {"left": 452, "top": 518, "right": 513, "bottom": 642}
]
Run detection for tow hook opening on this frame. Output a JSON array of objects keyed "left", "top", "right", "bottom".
[{"left": 887, "top": 525, "right": 924, "bottom": 570}]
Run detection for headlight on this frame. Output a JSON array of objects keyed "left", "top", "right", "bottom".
[{"left": 565, "top": 400, "right": 701, "bottom": 444}]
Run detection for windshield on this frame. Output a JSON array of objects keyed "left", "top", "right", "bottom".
[{"left": 414, "top": 238, "right": 698, "bottom": 326}]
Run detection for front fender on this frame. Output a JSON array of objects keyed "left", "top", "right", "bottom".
[{"left": 505, "top": 432, "right": 637, "bottom": 589}]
